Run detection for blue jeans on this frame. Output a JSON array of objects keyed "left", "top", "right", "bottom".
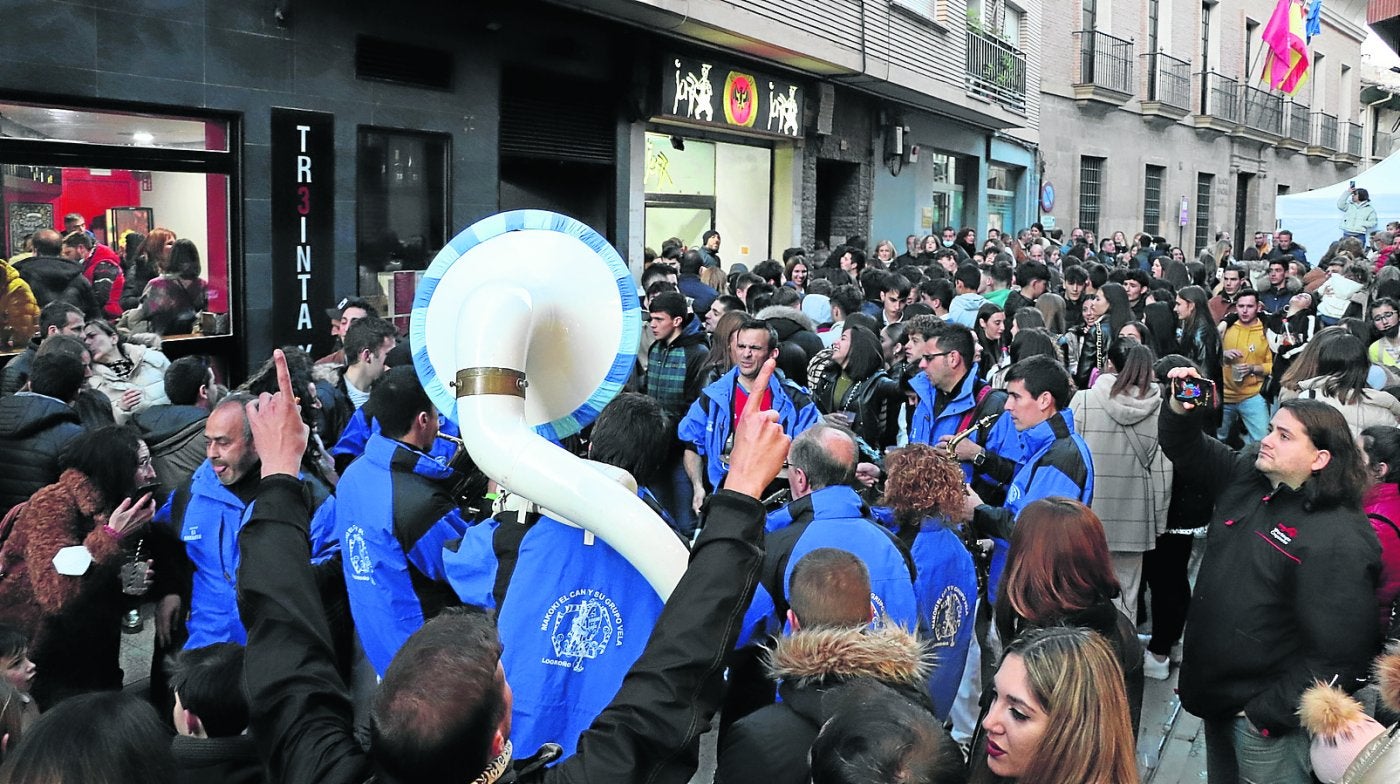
[
  {"left": 650, "top": 449, "right": 698, "bottom": 537},
  {"left": 1218, "top": 394, "right": 1269, "bottom": 444},
  {"left": 1203, "top": 716, "right": 1311, "bottom": 784}
]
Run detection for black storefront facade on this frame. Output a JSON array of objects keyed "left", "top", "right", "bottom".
[
  {"left": 0, "top": 0, "right": 649, "bottom": 378},
  {"left": 0, "top": 0, "right": 890, "bottom": 378}
]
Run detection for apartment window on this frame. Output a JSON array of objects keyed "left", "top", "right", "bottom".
[
  {"left": 1144, "top": 166, "right": 1165, "bottom": 235},
  {"left": 1312, "top": 53, "right": 1325, "bottom": 109},
  {"left": 1002, "top": 6, "right": 1023, "bottom": 45},
  {"left": 1148, "top": 0, "right": 1160, "bottom": 52},
  {"left": 1194, "top": 173, "right": 1214, "bottom": 254},
  {"left": 1078, "top": 156, "right": 1104, "bottom": 236},
  {"left": 1201, "top": 2, "right": 1213, "bottom": 71},
  {"left": 1341, "top": 65, "right": 1353, "bottom": 121},
  {"left": 892, "top": 0, "right": 945, "bottom": 25},
  {"left": 1244, "top": 20, "right": 1258, "bottom": 80}
]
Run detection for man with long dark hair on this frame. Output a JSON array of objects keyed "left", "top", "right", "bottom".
[{"left": 1161, "top": 371, "right": 1381, "bottom": 784}]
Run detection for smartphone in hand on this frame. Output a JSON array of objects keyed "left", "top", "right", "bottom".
[{"left": 1172, "top": 376, "right": 1217, "bottom": 409}]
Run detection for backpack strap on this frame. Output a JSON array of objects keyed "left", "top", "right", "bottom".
[
  {"left": 490, "top": 510, "right": 539, "bottom": 613},
  {"left": 1373, "top": 512, "right": 1400, "bottom": 630},
  {"left": 1369, "top": 511, "right": 1400, "bottom": 542},
  {"left": 956, "top": 383, "right": 994, "bottom": 435}
]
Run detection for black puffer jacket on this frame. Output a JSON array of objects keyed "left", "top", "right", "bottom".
[
  {"left": 1161, "top": 404, "right": 1382, "bottom": 734},
  {"left": 14, "top": 256, "right": 99, "bottom": 319},
  {"left": 0, "top": 340, "right": 38, "bottom": 396},
  {"left": 131, "top": 404, "right": 210, "bottom": 498},
  {"left": 0, "top": 393, "right": 83, "bottom": 518},
  {"left": 758, "top": 306, "right": 825, "bottom": 387}
]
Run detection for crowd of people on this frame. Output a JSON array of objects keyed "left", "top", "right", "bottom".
[
  {"left": 1, "top": 215, "right": 212, "bottom": 350},
  {"left": 0, "top": 209, "right": 1397, "bottom": 784}
]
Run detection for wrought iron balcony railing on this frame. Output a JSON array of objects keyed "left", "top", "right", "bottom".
[
  {"left": 965, "top": 29, "right": 1027, "bottom": 113},
  {"left": 1237, "top": 83, "right": 1284, "bottom": 136},
  {"left": 1285, "top": 100, "right": 1310, "bottom": 144},
  {"left": 1197, "top": 71, "right": 1239, "bottom": 123},
  {"left": 1312, "top": 112, "right": 1338, "bottom": 150},
  {"left": 1346, "top": 121, "right": 1364, "bottom": 156},
  {"left": 1143, "top": 51, "right": 1190, "bottom": 110},
  {"left": 1074, "top": 30, "right": 1135, "bottom": 95}
]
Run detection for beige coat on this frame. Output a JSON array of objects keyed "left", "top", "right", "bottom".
[
  {"left": 1068, "top": 375, "right": 1172, "bottom": 552},
  {"left": 1282, "top": 376, "right": 1400, "bottom": 437},
  {"left": 88, "top": 342, "right": 170, "bottom": 424}
]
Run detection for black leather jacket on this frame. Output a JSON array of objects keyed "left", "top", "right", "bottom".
[{"left": 810, "top": 368, "right": 903, "bottom": 451}]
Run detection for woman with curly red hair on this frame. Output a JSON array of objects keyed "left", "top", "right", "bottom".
[{"left": 879, "top": 443, "right": 976, "bottom": 720}]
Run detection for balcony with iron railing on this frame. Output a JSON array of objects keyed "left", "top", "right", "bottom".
[
  {"left": 1338, "top": 121, "right": 1365, "bottom": 161},
  {"left": 1235, "top": 82, "right": 1284, "bottom": 141},
  {"left": 1072, "top": 30, "right": 1135, "bottom": 104},
  {"left": 1280, "top": 100, "right": 1311, "bottom": 149},
  {"left": 1308, "top": 112, "right": 1338, "bottom": 155},
  {"left": 1193, "top": 71, "right": 1239, "bottom": 132},
  {"left": 1140, "top": 52, "right": 1191, "bottom": 120},
  {"left": 965, "top": 29, "right": 1027, "bottom": 114}
]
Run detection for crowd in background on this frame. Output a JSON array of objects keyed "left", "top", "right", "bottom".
[{"left": 0, "top": 206, "right": 1398, "bottom": 784}]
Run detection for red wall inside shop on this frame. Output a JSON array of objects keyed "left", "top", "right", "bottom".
[
  {"left": 54, "top": 169, "right": 142, "bottom": 236},
  {"left": 44, "top": 168, "right": 229, "bottom": 316}
]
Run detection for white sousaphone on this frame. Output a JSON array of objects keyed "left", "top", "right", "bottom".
[{"left": 411, "top": 210, "right": 690, "bottom": 599}]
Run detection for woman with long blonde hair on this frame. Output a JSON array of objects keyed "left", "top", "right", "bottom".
[{"left": 973, "top": 625, "right": 1140, "bottom": 784}]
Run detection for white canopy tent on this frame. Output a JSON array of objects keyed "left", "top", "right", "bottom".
[{"left": 1274, "top": 153, "right": 1399, "bottom": 262}]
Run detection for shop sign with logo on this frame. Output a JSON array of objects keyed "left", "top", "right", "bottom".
[{"left": 659, "top": 55, "right": 804, "bottom": 138}]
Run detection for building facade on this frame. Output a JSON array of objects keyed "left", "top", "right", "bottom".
[
  {"left": 1038, "top": 0, "right": 1368, "bottom": 257},
  {"left": 0, "top": 0, "right": 1043, "bottom": 375}
]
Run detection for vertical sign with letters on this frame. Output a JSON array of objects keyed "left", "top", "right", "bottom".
[{"left": 271, "top": 109, "right": 335, "bottom": 356}]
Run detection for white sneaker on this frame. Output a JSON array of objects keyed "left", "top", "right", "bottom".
[{"left": 1144, "top": 651, "right": 1171, "bottom": 680}]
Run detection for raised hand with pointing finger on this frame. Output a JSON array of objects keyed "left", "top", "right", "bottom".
[
  {"left": 246, "top": 349, "right": 310, "bottom": 479},
  {"left": 721, "top": 357, "right": 790, "bottom": 501}
]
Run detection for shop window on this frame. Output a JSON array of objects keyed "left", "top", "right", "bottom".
[
  {"left": 927, "top": 151, "right": 970, "bottom": 233},
  {"left": 987, "top": 164, "right": 1020, "bottom": 236},
  {"left": 0, "top": 100, "right": 235, "bottom": 353},
  {"left": 642, "top": 131, "right": 774, "bottom": 267},
  {"left": 355, "top": 128, "right": 450, "bottom": 330}
]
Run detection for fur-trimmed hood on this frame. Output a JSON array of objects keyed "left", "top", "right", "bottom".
[
  {"left": 756, "top": 305, "right": 817, "bottom": 334},
  {"left": 765, "top": 624, "right": 932, "bottom": 688},
  {"left": 1299, "top": 645, "right": 1400, "bottom": 783}
]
